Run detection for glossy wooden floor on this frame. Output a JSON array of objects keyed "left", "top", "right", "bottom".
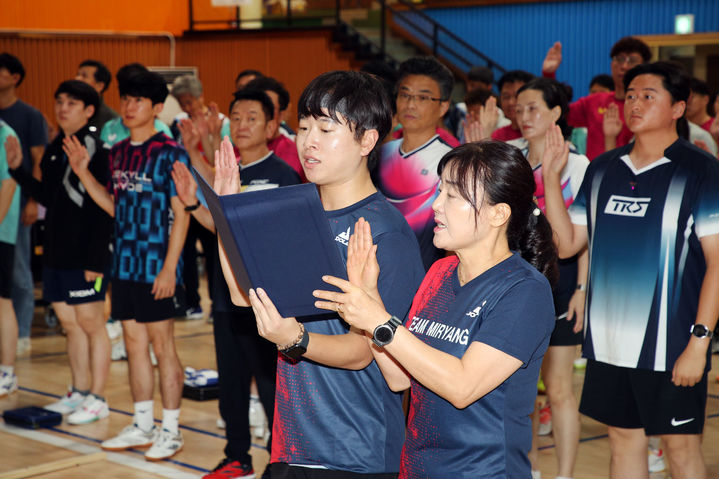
[{"left": 1, "top": 288, "right": 718, "bottom": 478}]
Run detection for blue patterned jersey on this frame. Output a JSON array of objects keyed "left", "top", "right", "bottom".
[
  {"left": 569, "top": 139, "right": 719, "bottom": 371},
  {"left": 108, "top": 132, "right": 189, "bottom": 284},
  {"left": 271, "top": 192, "right": 425, "bottom": 473}
]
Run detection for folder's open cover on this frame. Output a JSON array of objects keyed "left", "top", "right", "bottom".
[{"left": 195, "top": 172, "right": 346, "bottom": 318}]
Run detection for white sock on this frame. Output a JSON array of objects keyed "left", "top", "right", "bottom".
[
  {"left": 531, "top": 471, "right": 541, "bottom": 479},
  {"left": 0, "top": 365, "right": 13, "bottom": 375},
  {"left": 161, "top": 408, "right": 180, "bottom": 434},
  {"left": 134, "top": 400, "right": 154, "bottom": 432}
]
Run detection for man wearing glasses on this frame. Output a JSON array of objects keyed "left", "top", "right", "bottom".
[
  {"left": 376, "top": 56, "right": 454, "bottom": 270},
  {"left": 542, "top": 36, "right": 652, "bottom": 160}
]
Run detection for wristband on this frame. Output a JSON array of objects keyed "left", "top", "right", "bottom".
[{"left": 184, "top": 201, "right": 201, "bottom": 212}]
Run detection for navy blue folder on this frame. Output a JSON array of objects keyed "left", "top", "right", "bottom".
[{"left": 195, "top": 172, "right": 346, "bottom": 318}]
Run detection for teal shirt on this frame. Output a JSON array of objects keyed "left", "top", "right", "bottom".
[
  {"left": 0, "top": 120, "right": 20, "bottom": 245},
  {"left": 100, "top": 117, "right": 173, "bottom": 148}
]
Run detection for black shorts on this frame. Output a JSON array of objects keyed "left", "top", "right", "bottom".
[
  {"left": 270, "top": 464, "right": 397, "bottom": 479},
  {"left": 0, "top": 241, "right": 14, "bottom": 298},
  {"left": 549, "top": 313, "right": 583, "bottom": 346},
  {"left": 111, "top": 279, "right": 185, "bottom": 323},
  {"left": 43, "top": 267, "right": 108, "bottom": 305},
  {"left": 579, "top": 359, "right": 707, "bottom": 435}
]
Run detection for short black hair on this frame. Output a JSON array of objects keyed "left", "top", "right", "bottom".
[
  {"left": 464, "top": 88, "right": 496, "bottom": 108},
  {"left": 361, "top": 60, "right": 399, "bottom": 115},
  {"left": 55, "top": 80, "right": 100, "bottom": 113},
  {"left": 235, "top": 69, "right": 263, "bottom": 85},
  {"left": 229, "top": 88, "right": 275, "bottom": 121},
  {"left": 119, "top": 70, "right": 168, "bottom": 105},
  {"left": 623, "top": 61, "right": 690, "bottom": 104},
  {"left": 397, "top": 56, "right": 454, "bottom": 100},
  {"left": 610, "top": 36, "right": 651, "bottom": 63},
  {"left": 589, "top": 74, "right": 614, "bottom": 91},
  {"left": 298, "top": 71, "right": 392, "bottom": 169},
  {"left": 497, "top": 70, "right": 534, "bottom": 93},
  {"left": 0, "top": 52, "right": 25, "bottom": 87},
  {"left": 245, "top": 76, "right": 290, "bottom": 111},
  {"left": 79, "top": 59, "right": 112, "bottom": 93},
  {"left": 467, "top": 66, "right": 493, "bottom": 86},
  {"left": 116, "top": 63, "right": 148, "bottom": 88},
  {"left": 690, "top": 77, "right": 710, "bottom": 97}
]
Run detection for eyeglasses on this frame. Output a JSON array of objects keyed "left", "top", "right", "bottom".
[
  {"left": 397, "top": 92, "right": 445, "bottom": 104},
  {"left": 612, "top": 55, "right": 643, "bottom": 67}
]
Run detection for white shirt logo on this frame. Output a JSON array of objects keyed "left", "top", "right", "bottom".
[
  {"left": 108, "top": 133, "right": 117, "bottom": 142},
  {"left": 671, "top": 417, "right": 695, "bottom": 427},
  {"left": 466, "top": 300, "right": 487, "bottom": 317},
  {"left": 604, "top": 195, "right": 651, "bottom": 217},
  {"left": 334, "top": 227, "right": 351, "bottom": 246}
]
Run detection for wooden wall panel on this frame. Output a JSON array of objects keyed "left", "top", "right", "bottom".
[
  {"left": 177, "top": 29, "right": 358, "bottom": 127},
  {"left": 0, "top": 29, "right": 357, "bottom": 131},
  {"left": 0, "top": 34, "right": 172, "bottom": 127}
]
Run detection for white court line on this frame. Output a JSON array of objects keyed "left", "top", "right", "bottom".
[{"left": 0, "top": 422, "right": 200, "bottom": 479}]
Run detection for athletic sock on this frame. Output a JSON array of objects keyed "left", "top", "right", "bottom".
[
  {"left": 161, "top": 408, "right": 180, "bottom": 434},
  {"left": 134, "top": 400, "right": 154, "bottom": 432},
  {"left": 90, "top": 393, "right": 106, "bottom": 402},
  {"left": 0, "top": 365, "right": 13, "bottom": 375},
  {"left": 72, "top": 386, "right": 90, "bottom": 396}
]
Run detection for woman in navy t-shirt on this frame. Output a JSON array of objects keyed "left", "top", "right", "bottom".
[{"left": 315, "top": 141, "right": 557, "bottom": 478}]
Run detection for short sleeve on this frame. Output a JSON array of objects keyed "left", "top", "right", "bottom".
[
  {"left": 376, "top": 231, "right": 424, "bottom": 320},
  {"left": 0, "top": 126, "right": 17, "bottom": 181},
  {"left": 472, "top": 278, "right": 554, "bottom": 365},
  {"left": 693, "top": 160, "right": 719, "bottom": 238},
  {"left": 567, "top": 96, "right": 589, "bottom": 129},
  {"left": 568, "top": 167, "right": 590, "bottom": 226}
]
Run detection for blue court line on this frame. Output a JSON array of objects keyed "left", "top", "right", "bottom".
[
  {"left": 18, "top": 386, "right": 269, "bottom": 449},
  {"left": 45, "top": 426, "right": 210, "bottom": 473}
]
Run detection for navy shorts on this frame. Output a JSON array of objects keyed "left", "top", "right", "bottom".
[
  {"left": 579, "top": 359, "right": 707, "bottom": 435},
  {"left": 111, "top": 279, "right": 185, "bottom": 323},
  {"left": 0, "top": 241, "right": 14, "bottom": 298},
  {"left": 43, "top": 267, "right": 108, "bottom": 305},
  {"left": 549, "top": 313, "right": 583, "bottom": 346}
]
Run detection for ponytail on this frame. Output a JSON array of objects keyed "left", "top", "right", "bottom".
[{"left": 508, "top": 204, "right": 559, "bottom": 286}]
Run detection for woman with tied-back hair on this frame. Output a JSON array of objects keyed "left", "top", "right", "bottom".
[{"left": 313, "top": 141, "right": 558, "bottom": 478}]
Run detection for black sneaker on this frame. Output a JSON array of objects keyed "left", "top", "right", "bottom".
[{"left": 203, "top": 458, "right": 255, "bottom": 478}]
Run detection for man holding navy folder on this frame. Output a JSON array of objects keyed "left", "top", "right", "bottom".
[
  {"left": 214, "top": 71, "right": 425, "bottom": 478},
  {"left": 173, "top": 88, "right": 300, "bottom": 479}
]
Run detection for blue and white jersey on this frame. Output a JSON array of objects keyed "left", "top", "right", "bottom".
[
  {"left": 272, "top": 192, "right": 425, "bottom": 473},
  {"left": 569, "top": 139, "right": 719, "bottom": 371}
]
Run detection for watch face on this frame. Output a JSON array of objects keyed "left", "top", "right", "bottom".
[
  {"left": 692, "top": 325, "right": 709, "bottom": 337},
  {"left": 374, "top": 325, "right": 394, "bottom": 344}
]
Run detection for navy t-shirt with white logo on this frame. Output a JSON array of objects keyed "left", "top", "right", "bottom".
[{"left": 401, "top": 254, "right": 554, "bottom": 479}]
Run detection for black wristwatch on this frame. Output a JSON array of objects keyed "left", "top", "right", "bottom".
[
  {"left": 372, "top": 315, "right": 403, "bottom": 347},
  {"left": 689, "top": 324, "right": 714, "bottom": 339},
  {"left": 184, "top": 201, "right": 201, "bottom": 212},
  {"left": 280, "top": 327, "right": 310, "bottom": 360}
]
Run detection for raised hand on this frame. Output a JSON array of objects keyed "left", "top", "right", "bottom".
[
  {"left": 207, "top": 102, "right": 223, "bottom": 137},
  {"left": 541, "top": 124, "right": 569, "bottom": 177},
  {"left": 177, "top": 118, "right": 201, "bottom": 152},
  {"left": 213, "top": 136, "right": 241, "bottom": 196},
  {"left": 4, "top": 135, "right": 22, "bottom": 170},
  {"left": 346, "top": 217, "right": 380, "bottom": 294},
  {"left": 191, "top": 110, "right": 210, "bottom": 138},
  {"left": 463, "top": 117, "right": 485, "bottom": 144},
  {"left": 602, "top": 103, "right": 622, "bottom": 140},
  {"left": 62, "top": 135, "right": 91, "bottom": 174},
  {"left": 171, "top": 161, "right": 198, "bottom": 206},
  {"left": 313, "top": 276, "right": 389, "bottom": 334},
  {"left": 709, "top": 115, "right": 719, "bottom": 144},
  {"left": 542, "top": 41, "right": 562, "bottom": 74}
]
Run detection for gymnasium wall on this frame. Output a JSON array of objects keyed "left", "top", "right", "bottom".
[
  {"left": 414, "top": 0, "right": 719, "bottom": 97},
  {"left": 0, "top": 29, "right": 356, "bottom": 130}
]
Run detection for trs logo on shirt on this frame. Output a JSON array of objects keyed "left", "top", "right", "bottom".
[{"left": 604, "top": 195, "right": 651, "bottom": 217}]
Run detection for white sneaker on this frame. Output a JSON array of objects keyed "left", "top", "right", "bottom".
[
  {"left": 111, "top": 340, "right": 127, "bottom": 361},
  {"left": 67, "top": 395, "right": 109, "bottom": 425},
  {"left": 0, "top": 371, "right": 17, "bottom": 397},
  {"left": 248, "top": 395, "right": 265, "bottom": 427},
  {"left": 145, "top": 428, "right": 183, "bottom": 461},
  {"left": 216, "top": 418, "right": 226, "bottom": 429},
  {"left": 101, "top": 423, "right": 158, "bottom": 451},
  {"left": 105, "top": 321, "right": 122, "bottom": 341},
  {"left": 16, "top": 337, "right": 31, "bottom": 356},
  {"left": 45, "top": 390, "right": 86, "bottom": 414},
  {"left": 648, "top": 446, "right": 666, "bottom": 473}
]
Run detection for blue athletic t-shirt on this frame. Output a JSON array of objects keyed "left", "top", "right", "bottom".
[
  {"left": 401, "top": 255, "right": 554, "bottom": 479},
  {"left": 108, "top": 132, "right": 190, "bottom": 284},
  {"left": 272, "top": 192, "right": 425, "bottom": 473},
  {"left": 569, "top": 139, "right": 719, "bottom": 372}
]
